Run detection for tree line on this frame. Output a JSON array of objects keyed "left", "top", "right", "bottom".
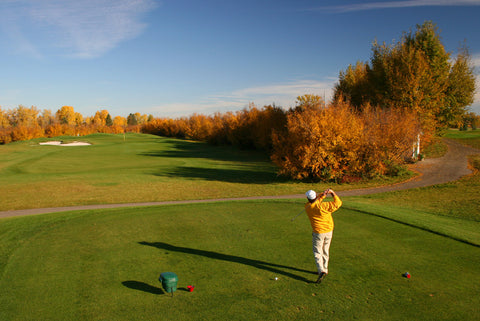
[
  {"left": 141, "top": 98, "right": 423, "bottom": 181},
  {"left": 0, "top": 21, "right": 478, "bottom": 182},
  {"left": 0, "top": 105, "right": 151, "bottom": 144}
]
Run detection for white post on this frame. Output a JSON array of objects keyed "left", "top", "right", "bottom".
[{"left": 417, "top": 133, "right": 420, "bottom": 158}]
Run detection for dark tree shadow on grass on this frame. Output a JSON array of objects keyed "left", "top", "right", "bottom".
[
  {"left": 141, "top": 139, "right": 270, "bottom": 163},
  {"left": 140, "top": 139, "right": 289, "bottom": 184},
  {"left": 139, "top": 241, "right": 316, "bottom": 283},
  {"left": 152, "top": 166, "right": 281, "bottom": 184}
]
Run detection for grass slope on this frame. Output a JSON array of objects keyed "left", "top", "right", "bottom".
[
  {"left": 0, "top": 133, "right": 410, "bottom": 211},
  {"left": 0, "top": 201, "right": 479, "bottom": 320}
]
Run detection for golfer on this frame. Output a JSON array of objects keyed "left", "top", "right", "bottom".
[{"left": 305, "top": 188, "right": 342, "bottom": 283}]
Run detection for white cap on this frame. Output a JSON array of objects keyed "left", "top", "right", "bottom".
[{"left": 306, "top": 190, "right": 316, "bottom": 200}]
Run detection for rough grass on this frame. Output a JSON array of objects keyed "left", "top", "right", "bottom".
[{"left": 0, "top": 201, "right": 479, "bottom": 321}]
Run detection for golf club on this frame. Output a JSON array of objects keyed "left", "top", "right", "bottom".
[{"left": 291, "top": 209, "right": 304, "bottom": 221}]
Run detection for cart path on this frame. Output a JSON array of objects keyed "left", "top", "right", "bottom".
[{"left": 1, "top": 139, "right": 478, "bottom": 219}]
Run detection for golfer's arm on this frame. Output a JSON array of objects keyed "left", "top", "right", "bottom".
[
  {"left": 317, "top": 192, "right": 327, "bottom": 201},
  {"left": 332, "top": 193, "right": 342, "bottom": 208}
]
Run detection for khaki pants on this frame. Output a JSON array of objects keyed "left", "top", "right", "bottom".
[{"left": 312, "top": 231, "right": 333, "bottom": 274}]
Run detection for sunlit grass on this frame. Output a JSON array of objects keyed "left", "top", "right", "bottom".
[
  {"left": 0, "top": 200, "right": 478, "bottom": 320},
  {"left": 0, "top": 133, "right": 410, "bottom": 211},
  {"left": 1, "top": 130, "right": 479, "bottom": 320},
  {"left": 445, "top": 128, "right": 480, "bottom": 149}
]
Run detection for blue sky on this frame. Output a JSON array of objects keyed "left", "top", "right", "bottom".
[{"left": 0, "top": 0, "right": 479, "bottom": 118}]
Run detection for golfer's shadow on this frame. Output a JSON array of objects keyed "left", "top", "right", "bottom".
[{"left": 139, "top": 241, "right": 316, "bottom": 283}]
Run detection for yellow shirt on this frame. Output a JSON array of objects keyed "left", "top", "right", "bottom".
[{"left": 305, "top": 195, "right": 342, "bottom": 234}]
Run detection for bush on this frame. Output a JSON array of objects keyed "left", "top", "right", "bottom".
[{"left": 271, "top": 102, "right": 420, "bottom": 181}]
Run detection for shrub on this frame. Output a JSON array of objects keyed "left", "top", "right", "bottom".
[{"left": 271, "top": 102, "right": 420, "bottom": 181}]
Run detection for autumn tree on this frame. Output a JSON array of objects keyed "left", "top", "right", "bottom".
[
  {"left": 9, "top": 105, "right": 39, "bottom": 127},
  {"left": 93, "top": 110, "right": 110, "bottom": 126},
  {"left": 293, "top": 94, "right": 326, "bottom": 112},
  {"left": 0, "top": 107, "right": 10, "bottom": 128},
  {"left": 113, "top": 116, "right": 127, "bottom": 127},
  {"left": 74, "top": 112, "right": 84, "bottom": 125},
  {"left": 271, "top": 100, "right": 365, "bottom": 181},
  {"left": 0, "top": 108, "right": 11, "bottom": 144},
  {"left": 38, "top": 109, "right": 56, "bottom": 128},
  {"left": 7, "top": 105, "right": 43, "bottom": 141},
  {"left": 271, "top": 98, "right": 419, "bottom": 181},
  {"left": 56, "top": 106, "right": 76, "bottom": 125}
]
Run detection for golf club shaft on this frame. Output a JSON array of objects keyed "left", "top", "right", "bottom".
[{"left": 291, "top": 209, "right": 304, "bottom": 221}]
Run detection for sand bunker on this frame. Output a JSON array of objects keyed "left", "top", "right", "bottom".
[{"left": 39, "top": 141, "right": 91, "bottom": 146}]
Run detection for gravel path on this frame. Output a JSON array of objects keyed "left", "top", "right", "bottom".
[{"left": 1, "top": 139, "right": 478, "bottom": 219}]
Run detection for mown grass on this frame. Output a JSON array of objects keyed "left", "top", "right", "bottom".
[
  {"left": 0, "top": 133, "right": 410, "bottom": 211},
  {"left": 0, "top": 130, "right": 479, "bottom": 320},
  {"left": 444, "top": 128, "right": 480, "bottom": 149},
  {"left": 0, "top": 200, "right": 478, "bottom": 321},
  {"left": 347, "top": 172, "right": 480, "bottom": 222},
  {"left": 345, "top": 128, "right": 480, "bottom": 245}
]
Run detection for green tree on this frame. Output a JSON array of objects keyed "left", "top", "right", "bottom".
[
  {"left": 105, "top": 113, "right": 113, "bottom": 126},
  {"left": 334, "top": 21, "right": 476, "bottom": 136},
  {"left": 333, "top": 61, "right": 369, "bottom": 110},
  {"left": 127, "top": 113, "right": 138, "bottom": 126},
  {"left": 443, "top": 45, "right": 476, "bottom": 127}
]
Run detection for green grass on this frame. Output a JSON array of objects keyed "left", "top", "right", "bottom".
[
  {"left": 0, "top": 133, "right": 409, "bottom": 211},
  {"left": 346, "top": 173, "right": 480, "bottom": 222},
  {"left": 1, "top": 130, "right": 479, "bottom": 320},
  {"left": 1, "top": 200, "right": 479, "bottom": 321},
  {"left": 444, "top": 128, "right": 480, "bottom": 149}
]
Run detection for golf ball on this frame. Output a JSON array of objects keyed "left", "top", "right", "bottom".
[{"left": 275, "top": 277, "right": 278, "bottom": 281}]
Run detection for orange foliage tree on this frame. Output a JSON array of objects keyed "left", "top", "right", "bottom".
[
  {"left": 271, "top": 97, "right": 419, "bottom": 181},
  {"left": 0, "top": 105, "right": 149, "bottom": 144}
]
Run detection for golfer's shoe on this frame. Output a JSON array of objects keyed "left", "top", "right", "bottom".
[{"left": 316, "top": 272, "right": 327, "bottom": 284}]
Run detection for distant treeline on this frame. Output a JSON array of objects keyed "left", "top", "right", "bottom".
[{"left": 0, "top": 106, "right": 147, "bottom": 144}]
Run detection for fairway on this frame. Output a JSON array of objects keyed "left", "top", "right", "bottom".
[
  {"left": 0, "top": 133, "right": 408, "bottom": 211},
  {"left": 1, "top": 200, "right": 478, "bottom": 320}
]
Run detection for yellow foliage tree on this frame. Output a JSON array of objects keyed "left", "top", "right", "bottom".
[
  {"left": 56, "top": 106, "right": 76, "bottom": 125},
  {"left": 113, "top": 116, "right": 127, "bottom": 127},
  {"left": 0, "top": 107, "right": 10, "bottom": 128},
  {"left": 271, "top": 98, "right": 419, "bottom": 181}
]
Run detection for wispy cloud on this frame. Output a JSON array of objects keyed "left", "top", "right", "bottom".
[
  {"left": 0, "top": 0, "right": 157, "bottom": 58},
  {"left": 310, "top": 0, "right": 480, "bottom": 13},
  {"left": 472, "top": 54, "right": 480, "bottom": 69},
  {"left": 150, "top": 79, "right": 335, "bottom": 117},
  {"left": 472, "top": 54, "right": 480, "bottom": 109}
]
